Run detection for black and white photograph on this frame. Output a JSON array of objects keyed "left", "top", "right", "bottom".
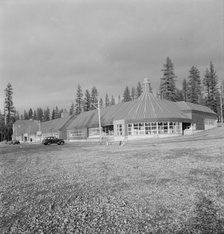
[{"left": 0, "top": 0, "right": 224, "bottom": 233}]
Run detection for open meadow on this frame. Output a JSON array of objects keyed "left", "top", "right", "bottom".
[{"left": 1, "top": 128, "right": 224, "bottom": 233}]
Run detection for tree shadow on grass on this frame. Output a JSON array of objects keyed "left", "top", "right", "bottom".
[{"left": 178, "top": 193, "right": 224, "bottom": 234}]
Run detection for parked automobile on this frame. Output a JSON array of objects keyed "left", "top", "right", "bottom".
[
  {"left": 9, "top": 140, "right": 20, "bottom": 145},
  {"left": 42, "top": 136, "right": 65, "bottom": 145}
]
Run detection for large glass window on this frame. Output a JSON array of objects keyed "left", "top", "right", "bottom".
[
  {"left": 151, "top": 122, "right": 157, "bottom": 134},
  {"left": 145, "top": 122, "right": 151, "bottom": 134},
  {"left": 164, "top": 122, "right": 168, "bottom": 133},
  {"left": 89, "top": 128, "right": 101, "bottom": 136},
  {"left": 127, "top": 121, "right": 181, "bottom": 136},
  {"left": 68, "top": 129, "right": 86, "bottom": 138},
  {"left": 103, "top": 125, "right": 114, "bottom": 136},
  {"left": 139, "top": 123, "right": 145, "bottom": 134}
]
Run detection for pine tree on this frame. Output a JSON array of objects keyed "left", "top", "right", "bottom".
[
  {"left": 75, "top": 84, "right": 83, "bottom": 115},
  {"left": 220, "top": 81, "right": 224, "bottom": 121},
  {"left": 131, "top": 87, "right": 136, "bottom": 100},
  {"left": 105, "top": 93, "right": 110, "bottom": 107},
  {"left": 160, "top": 57, "right": 177, "bottom": 101},
  {"left": 0, "top": 112, "right": 6, "bottom": 141},
  {"left": 15, "top": 111, "right": 20, "bottom": 121},
  {"left": 84, "top": 89, "right": 91, "bottom": 112},
  {"left": 24, "top": 110, "right": 29, "bottom": 120},
  {"left": 51, "top": 109, "right": 56, "bottom": 120},
  {"left": 43, "top": 107, "right": 50, "bottom": 121},
  {"left": 187, "top": 66, "right": 201, "bottom": 104},
  {"left": 4, "top": 83, "right": 15, "bottom": 125},
  {"left": 4, "top": 83, "right": 15, "bottom": 140},
  {"left": 203, "top": 62, "right": 218, "bottom": 112},
  {"left": 59, "top": 108, "right": 63, "bottom": 118},
  {"left": 123, "top": 86, "right": 131, "bottom": 102},
  {"left": 69, "top": 102, "right": 75, "bottom": 115},
  {"left": 136, "top": 82, "right": 142, "bottom": 98},
  {"left": 90, "top": 86, "right": 98, "bottom": 110},
  {"left": 111, "top": 95, "right": 115, "bottom": 105},
  {"left": 100, "top": 98, "right": 104, "bottom": 108},
  {"left": 54, "top": 106, "right": 60, "bottom": 119},
  {"left": 0, "top": 117, "right": 4, "bottom": 140},
  {"left": 36, "top": 108, "right": 43, "bottom": 121},
  {"left": 182, "top": 78, "right": 188, "bottom": 102},
  {"left": 176, "top": 88, "right": 184, "bottom": 101},
  {"left": 28, "top": 108, "right": 33, "bottom": 119},
  {"left": 33, "top": 110, "right": 37, "bottom": 120}
]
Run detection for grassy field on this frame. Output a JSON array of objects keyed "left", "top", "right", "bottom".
[{"left": 1, "top": 128, "right": 224, "bottom": 233}]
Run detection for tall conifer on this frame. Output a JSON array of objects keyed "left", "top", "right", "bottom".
[
  {"left": 203, "top": 62, "right": 218, "bottom": 112},
  {"left": 136, "top": 82, "right": 142, "bottom": 98},
  {"left": 182, "top": 78, "right": 188, "bottom": 102},
  {"left": 105, "top": 93, "right": 110, "bottom": 107},
  {"left": 28, "top": 108, "right": 33, "bottom": 119},
  {"left": 123, "top": 86, "right": 131, "bottom": 102},
  {"left": 69, "top": 102, "right": 75, "bottom": 115},
  {"left": 4, "top": 83, "right": 15, "bottom": 140},
  {"left": 90, "top": 86, "right": 98, "bottom": 110},
  {"left": 75, "top": 84, "right": 83, "bottom": 115},
  {"left": 4, "top": 83, "right": 15, "bottom": 125},
  {"left": 160, "top": 57, "right": 177, "bottom": 101},
  {"left": 111, "top": 95, "right": 115, "bottom": 105},
  {"left": 187, "top": 66, "right": 201, "bottom": 104},
  {"left": 84, "top": 89, "right": 91, "bottom": 112}
]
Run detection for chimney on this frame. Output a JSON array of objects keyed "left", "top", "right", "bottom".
[
  {"left": 143, "top": 78, "right": 152, "bottom": 94},
  {"left": 61, "top": 109, "right": 69, "bottom": 118}
]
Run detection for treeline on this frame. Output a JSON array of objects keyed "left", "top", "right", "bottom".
[
  {"left": 70, "top": 82, "right": 144, "bottom": 116},
  {"left": 159, "top": 57, "right": 222, "bottom": 116},
  {"left": 72, "top": 58, "right": 222, "bottom": 117},
  {"left": 21, "top": 106, "right": 65, "bottom": 122}
]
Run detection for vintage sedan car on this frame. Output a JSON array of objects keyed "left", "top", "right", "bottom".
[
  {"left": 42, "top": 136, "right": 65, "bottom": 145},
  {"left": 9, "top": 140, "right": 20, "bottom": 145}
]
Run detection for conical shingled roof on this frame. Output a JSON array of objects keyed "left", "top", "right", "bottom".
[{"left": 118, "top": 79, "right": 191, "bottom": 122}]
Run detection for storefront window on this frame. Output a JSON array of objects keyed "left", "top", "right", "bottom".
[
  {"left": 151, "top": 122, "right": 157, "bottom": 134},
  {"left": 103, "top": 125, "right": 114, "bottom": 136},
  {"left": 127, "top": 121, "right": 181, "bottom": 136}
]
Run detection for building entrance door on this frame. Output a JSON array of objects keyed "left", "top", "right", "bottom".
[{"left": 182, "top": 122, "right": 192, "bottom": 135}]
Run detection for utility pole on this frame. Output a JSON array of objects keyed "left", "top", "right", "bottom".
[
  {"left": 220, "top": 84, "right": 223, "bottom": 123},
  {"left": 92, "top": 100, "right": 102, "bottom": 143}
]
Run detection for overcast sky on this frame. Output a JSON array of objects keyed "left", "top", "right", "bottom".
[{"left": 0, "top": 0, "right": 223, "bottom": 113}]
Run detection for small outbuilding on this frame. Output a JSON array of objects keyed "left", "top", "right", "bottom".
[
  {"left": 13, "top": 119, "right": 40, "bottom": 142},
  {"left": 13, "top": 111, "right": 74, "bottom": 143}
]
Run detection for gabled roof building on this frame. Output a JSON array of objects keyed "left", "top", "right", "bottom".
[
  {"left": 13, "top": 111, "right": 74, "bottom": 142},
  {"left": 67, "top": 78, "right": 217, "bottom": 141}
]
